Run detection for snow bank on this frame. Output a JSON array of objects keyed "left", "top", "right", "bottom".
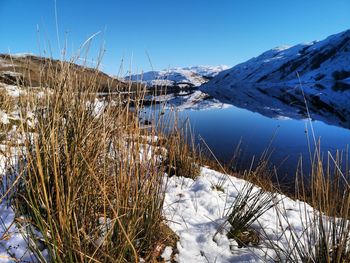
[{"left": 163, "top": 167, "right": 324, "bottom": 263}]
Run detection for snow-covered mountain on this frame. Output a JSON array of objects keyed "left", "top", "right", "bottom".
[
  {"left": 127, "top": 65, "right": 229, "bottom": 88},
  {"left": 201, "top": 29, "right": 350, "bottom": 129},
  {"left": 181, "top": 65, "right": 230, "bottom": 78}
]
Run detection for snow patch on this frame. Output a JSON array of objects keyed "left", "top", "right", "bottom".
[
  {"left": 164, "top": 167, "right": 329, "bottom": 262},
  {"left": 0, "top": 111, "right": 9, "bottom": 125}
]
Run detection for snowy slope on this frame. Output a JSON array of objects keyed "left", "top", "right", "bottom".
[
  {"left": 0, "top": 151, "right": 339, "bottom": 263},
  {"left": 181, "top": 65, "right": 230, "bottom": 78},
  {"left": 127, "top": 65, "right": 229, "bottom": 88},
  {"left": 163, "top": 167, "right": 332, "bottom": 263},
  {"left": 201, "top": 29, "right": 350, "bottom": 129}
]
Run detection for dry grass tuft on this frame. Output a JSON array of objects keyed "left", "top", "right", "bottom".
[{"left": 2, "top": 56, "right": 182, "bottom": 262}]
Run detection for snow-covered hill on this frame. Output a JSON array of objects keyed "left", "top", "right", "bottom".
[
  {"left": 181, "top": 65, "right": 230, "bottom": 79},
  {"left": 201, "top": 29, "right": 350, "bottom": 129},
  {"left": 127, "top": 65, "right": 229, "bottom": 88}
]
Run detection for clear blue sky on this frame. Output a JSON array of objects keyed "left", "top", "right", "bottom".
[{"left": 0, "top": 0, "right": 349, "bottom": 75}]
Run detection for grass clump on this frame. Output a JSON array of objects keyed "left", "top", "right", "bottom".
[
  {"left": 268, "top": 147, "right": 350, "bottom": 262},
  {"left": 165, "top": 125, "right": 201, "bottom": 179},
  {"left": 225, "top": 181, "right": 276, "bottom": 248},
  {"left": 265, "top": 81, "right": 350, "bottom": 262},
  {"left": 0, "top": 87, "right": 15, "bottom": 113},
  {"left": 11, "top": 57, "right": 176, "bottom": 262}
]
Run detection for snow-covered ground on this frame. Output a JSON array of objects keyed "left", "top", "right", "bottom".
[
  {"left": 0, "top": 84, "right": 23, "bottom": 98},
  {"left": 127, "top": 65, "right": 229, "bottom": 88},
  {"left": 0, "top": 146, "right": 332, "bottom": 263},
  {"left": 163, "top": 167, "right": 327, "bottom": 263},
  {"left": 0, "top": 204, "right": 37, "bottom": 263},
  {"left": 0, "top": 145, "right": 38, "bottom": 262},
  {"left": 0, "top": 82, "right": 39, "bottom": 262}
]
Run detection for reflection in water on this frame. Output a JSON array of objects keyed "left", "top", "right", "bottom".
[
  {"left": 145, "top": 102, "right": 350, "bottom": 183},
  {"left": 201, "top": 83, "right": 350, "bottom": 130}
]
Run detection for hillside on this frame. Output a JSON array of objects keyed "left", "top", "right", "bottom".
[
  {"left": 201, "top": 29, "right": 350, "bottom": 129},
  {"left": 0, "top": 54, "right": 130, "bottom": 92}
]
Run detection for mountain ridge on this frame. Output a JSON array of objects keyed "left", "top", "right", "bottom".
[
  {"left": 127, "top": 65, "right": 229, "bottom": 88},
  {"left": 205, "top": 29, "right": 350, "bottom": 86},
  {"left": 201, "top": 29, "right": 350, "bottom": 129}
]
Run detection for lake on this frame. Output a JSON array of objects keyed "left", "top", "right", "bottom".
[{"left": 144, "top": 97, "right": 350, "bottom": 183}]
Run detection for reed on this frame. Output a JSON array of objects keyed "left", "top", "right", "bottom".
[
  {"left": 264, "top": 81, "right": 350, "bottom": 262},
  {"left": 9, "top": 56, "right": 178, "bottom": 262}
]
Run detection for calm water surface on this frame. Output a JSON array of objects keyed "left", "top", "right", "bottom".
[{"left": 148, "top": 104, "right": 350, "bottom": 182}]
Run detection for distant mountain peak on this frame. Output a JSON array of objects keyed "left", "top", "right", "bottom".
[
  {"left": 127, "top": 65, "right": 229, "bottom": 88},
  {"left": 272, "top": 45, "right": 291, "bottom": 51}
]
